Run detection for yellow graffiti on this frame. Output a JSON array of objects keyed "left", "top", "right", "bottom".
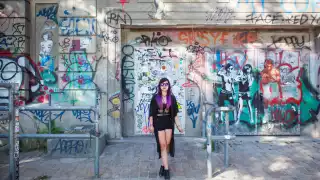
[
  {"left": 108, "top": 92, "right": 121, "bottom": 119},
  {"left": 111, "top": 110, "right": 120, "bottom": 119},
  {"left": 177, "top": 102, "right": 182, "bottom": 109}
]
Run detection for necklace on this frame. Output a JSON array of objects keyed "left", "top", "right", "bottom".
[{"left": 162, "top": 96, "right": 166, "bottom": 103}]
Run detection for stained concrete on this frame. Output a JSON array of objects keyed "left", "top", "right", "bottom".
[{"left": 0, "top": 136, "right": 319, "bottom": 180}]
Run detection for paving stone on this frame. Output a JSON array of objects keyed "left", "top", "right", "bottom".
[{"left": 1, "top": 137, "right": 320, "bottom": 180}]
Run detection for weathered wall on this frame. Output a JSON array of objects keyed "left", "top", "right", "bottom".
[
  {"left": 97, "top": 0, "right": 320, "bottom": 137},
  {"left": 0, "top": 0, "right": 319, "bottom": 142}
]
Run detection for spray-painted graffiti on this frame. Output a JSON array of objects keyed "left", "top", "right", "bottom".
[
  {"left": 135, "top": 32, "right": 172, "bottom": 47},
  {"left": 108, "top": 91, "right": 120, "bottom": 119},
  {"left": 59, "top": 17, "right": 96, "bottom": 36},
  {"left": 132, "top": 46, "right": 186, "bottom": 134},
  {"left": 205, "top": 7, "right": 235, "bottom": 23},
  {"left": 238, "top": 0, "right": 320, "bottom": 14},
  {"left": 36, "top": 5, "right": 58, "bottom": 23},
  {"left": 104, "top": 9, "right": 132, "bottom": 29},
  {"left": 123, "top": 30, "right": 318, "bottom": 135},
  {"left": 122, "top": 45, "right": 135, "bottom": 102},
  {"left": 186, "top": 100, "right": 200, "bottom": 128},
  {"left": 52, "top": 139, "right": 90, "bottom": 154}
]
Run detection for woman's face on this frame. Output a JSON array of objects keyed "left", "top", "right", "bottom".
[{"left": 160, "top": 81, "right": 169, "bottom": 92}]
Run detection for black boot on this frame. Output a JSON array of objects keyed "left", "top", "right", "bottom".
[
  {"left": 164, "top": 169, "right": 170, "bottom": 179},
  {"left": 159, "top": 165, "right": 164, "bottom": 177}
]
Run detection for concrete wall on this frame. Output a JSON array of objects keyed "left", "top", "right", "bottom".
[{"left": 0, "top": 0, "right": 319, "bottom": 143}]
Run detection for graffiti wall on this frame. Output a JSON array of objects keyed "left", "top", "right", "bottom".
[
  {"left": 120, "top": 30, "right": 319, "bottom": 135},
  {"left": 1, "top": 0, "right": 320, "bottom": 138},
  {"left": 0, "top": 0, "right": 102, "bottom": 140}
]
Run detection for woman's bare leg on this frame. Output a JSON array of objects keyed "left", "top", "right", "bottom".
[
  {"left": 164, "top": 129, "right": 172, "bottom": 169},
  {"left": 158, "top": 131, "right": 168, "bottom": 169}
]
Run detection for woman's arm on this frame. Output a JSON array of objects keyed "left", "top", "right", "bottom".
[
  {"left": 149, "top": 116, "right": 153, "bottom": 127},
  {"left": 174, "top": 116, "right": 182, "bottom": 129}
]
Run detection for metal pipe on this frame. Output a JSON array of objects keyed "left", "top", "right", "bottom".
[
  {"left": 19, "top": 106, "right": 96, "bottom": 112},
  {"left": 206, "top": 107, "right": 214, "bottom": 178},
  {"left": 8, "top": 86, "right": 14, "bottom": 180},
  {"left": 14, "top": 108, "right": 20, "bottom": 180},
  {"left": 0, "top": 134, "right": 93, "bottom": 138},
  {"left": 48, "top": 94, "right": 52, "bottom": 134},
  {"left": 224, "top": 112, "right": 229, "bottom": 168},
  {"left": 94, "top": 110, "right": 99, "bottom": 178}
]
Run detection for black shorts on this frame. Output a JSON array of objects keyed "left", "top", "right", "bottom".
[
  {"left": 154, "top": 115, "right": 174, "bottom": 131},
  {"left": 239, "top": 92, "right": 251, "bottom": 100}
]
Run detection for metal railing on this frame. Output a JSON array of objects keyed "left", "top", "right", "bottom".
[
  {"left": 205, "top": 104, "right": 236, "bottom": 178},
  {"left": 0, "top": 84, "right": 104, "bottom": 179}
]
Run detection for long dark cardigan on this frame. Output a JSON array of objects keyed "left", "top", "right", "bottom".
[{"left": 149, "top": 94, "right": 179, "bottom": 159}]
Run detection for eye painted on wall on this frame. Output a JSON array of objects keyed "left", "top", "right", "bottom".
[{"left": 0, "top": 3, "right": 5, "bottom": 10}]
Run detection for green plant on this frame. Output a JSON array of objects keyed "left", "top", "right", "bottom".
[
  {"left": 203, "top": 139, "right": 215, "bottom": 152},
  {"left": 38, "top": 120, "right": 64, "bottom": 134},
  {"left": 33, "top": 175, "right": 51, "bottom": 180}
]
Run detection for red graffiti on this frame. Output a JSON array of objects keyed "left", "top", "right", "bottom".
[
  {"left": 233, "top": 32, "right": 258, "bottom": 48},
  {"left": 270, "top": 107, "right": 299, "bottom": 126}
]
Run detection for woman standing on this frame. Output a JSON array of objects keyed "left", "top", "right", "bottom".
[{"left": 149, "top": 78, "right": 184, "bottom": 180}]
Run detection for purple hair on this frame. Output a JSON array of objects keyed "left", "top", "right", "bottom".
[{"left": 155, "top": 78, "right": 172, "bottom": 109}]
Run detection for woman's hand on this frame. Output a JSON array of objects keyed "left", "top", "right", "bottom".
[
  {"left": 177, "top": 126, "right": 184, "bottom": 133},
  {"left": 149, "top": 125, "right": 154, "bottom": 133}
]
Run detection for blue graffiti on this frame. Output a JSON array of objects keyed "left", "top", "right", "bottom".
[
  {"left": 186, "top": 100, "right": 200, "bottom": 128},
  {"left": 53, "top": 139, "right": 89, "bottom": 154},
  {"left": 59, "top": 17, "right": 96, "bottom": 36},
  {"left": 30, "top": 110, "right": 92, "bottom": 123},
  {"left": 238, "top": 0, "right": 320, "bottom": 14},
  {"left": 64, "top": 10, "right": 71, "bottom": 15},
  {"left": 36, "top": 5, "right": 58, "bottom": 23},
  {"left": 135, "top": 102, "right": 150, "bottom": 114},
  {"left": 30, "top": 110, "right": 65, "bottom": 123},
  {"left": 72, "top": 110, "right": 92, "bottom": 122}
]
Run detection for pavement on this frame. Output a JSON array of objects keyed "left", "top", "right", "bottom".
[{"left": 0, "top": 136, "right": 320, "bottom": 180}]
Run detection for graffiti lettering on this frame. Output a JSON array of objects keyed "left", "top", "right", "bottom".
[
  {"left": 36, "top": 5, "right": 58, "bottom": 23},
  {"left": 59, "top": 17, "right": 96, "bottom": 36},
  {"left": 246, "top": 13, "right": 320, "bottom": 25},
  {"left": 98, "top": 30, "right": 119, "bottom": 43},
  {"left": 53, "top": 139, "right": 90, "bottom": 154},
  {"left": 136, "top": 32, "right": 172, "bottom": 47},
  {"left": 0, "top": 35, "right": 26, "bottom": 53},
  {"left": 186, "top": 100, "right": 200, "bottom": 128},
  {"left": 179, "top": 31, "right": 229, "bottom": 47},
  {"left": 104, "top": 9, "right": 132, "bottom": 29},
  {"left": 122, "top": 45, "right": 135, "bottom": 102},
  {"left": 136, "top": 47, "right": 177, "bottom": 61},
  {"left": 205, "top": 7, "right": 235, "bottom": 23},
  {"left": 186, "top": 42, "right": 213, "bottom": 55},
  {"left": 72, "top": 110, "right": 92, "bottom": 122},
  {"left": 268, "top": 36, "right": 310, "bottom": 50},
  {"left": 12, "top": 23, "right": 25, "bottom": 35},
  {"left": 270, "top": 106, "right": 299, "bottom": 128}
]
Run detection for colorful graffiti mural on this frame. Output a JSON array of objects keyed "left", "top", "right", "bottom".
[{"left": 122, "top": 30, "right": 320, "bottom": 135}]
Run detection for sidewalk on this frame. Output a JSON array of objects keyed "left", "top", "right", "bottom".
[{"left": 0, "top": 136, "right": 319, "bottom": 180}]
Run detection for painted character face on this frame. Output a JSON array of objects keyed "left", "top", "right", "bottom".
[
  {"left": 160, "top": 81, "right": 169, "bottom": 92},
  {"left": 227, "top": 65, "right": 234, "bottom": 73}
]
